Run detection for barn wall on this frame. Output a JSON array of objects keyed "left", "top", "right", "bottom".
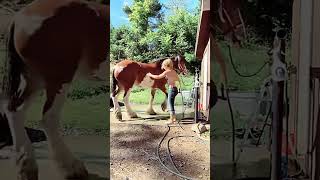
[
  {"left": 311, "top": 0, "right": 320, "bottom": 178},
  {"left": 291, "top": 0, "right": 320, "bottom": 177},
  {"left": 200, "top": 40, "right": 210, "bottom": 112}
]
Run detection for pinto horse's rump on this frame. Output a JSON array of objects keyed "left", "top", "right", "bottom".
[{"left": 0, "top": 1, "right": 108, "bottom": 179}]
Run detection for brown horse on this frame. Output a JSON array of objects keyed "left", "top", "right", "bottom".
[
  {"left": 111, "top": 56, "right": 188, "bottom": 120},
  {"left": 1, "top": 0, "right": 108, "bottom": 179}
]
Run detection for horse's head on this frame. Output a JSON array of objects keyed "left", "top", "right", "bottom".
[
  {"left": 173, "top": 55, "right": 188, "bottom": 75},
  {"left": 213, "top": 0, "right": 246, "bottom": 47}
]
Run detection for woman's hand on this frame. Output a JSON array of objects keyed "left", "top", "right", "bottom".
[{"left": 146, "top": 73, "right": 152, "bottom": 76}]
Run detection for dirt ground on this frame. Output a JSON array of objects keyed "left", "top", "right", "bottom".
[{"left": 110, "top": 104, "right": 210, "bottom": 180}]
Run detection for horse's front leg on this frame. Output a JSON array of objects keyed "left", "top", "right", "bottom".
[
  {"left": 5, "top": 87, "right": 38, "bottom": 180},
  {"left": 146, "top": 88, "right": 157, "bottom": 115},
  {"left": 41, "top": 84, "right": 88, "bottom": 179},
  {"left": 123, "top": 88, "right": 138, "bottom": 118},
  {"left": 159, "top": 86, "right": 168, "bottom": 112}
]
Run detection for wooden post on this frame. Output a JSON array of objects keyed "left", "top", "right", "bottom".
[
  {"left": 297, "top": 0, "right": 313, "bottom": 176},
  {"left": 312, "top": 0, "right": 320, "bottom": 179},
  {"left": 195, "top": 67, "right": 200, "bottom": 123},
  {"left": 270, "top": 29, "right": 286, "bottom": 180}
]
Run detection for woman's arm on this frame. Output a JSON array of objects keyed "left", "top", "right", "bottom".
[{"left": 147, "top": 71, "right": 168, "bottom": 79}]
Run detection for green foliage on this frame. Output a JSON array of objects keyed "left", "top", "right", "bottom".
[
  {"left": 156, "top": 9, "right": 198, "bottom": 56},
  {"left": 240, "top": 0, "right": 292, "bottom": 44},
  {"left": 110, "top": 6, "right": 199, "bottom": 65},
  {"left": 123, "top": 0, "right": 163, "bottom": 32},
  {"left": 67, "top": 80, "right": 107, "bottom": 100}
]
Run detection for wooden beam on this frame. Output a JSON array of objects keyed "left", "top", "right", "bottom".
[
  {"left": 311, "top": 1, "right": 320, "bottom": 173},
  {"left": 289, "top": 0, "right": 300, "bottom": 159}
]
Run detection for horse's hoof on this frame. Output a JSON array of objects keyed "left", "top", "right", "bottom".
[
  {"left": 128, "top": 112, "right": 138, "bottom": 118},
  {"left": 17, "top": 155, "right": 39, "bottom": 180},
  {"left": 64, "top": 159, "right": 89, "bottom": 180},
  {"left": 161, "top": 103, "right": 167, "bottom": 112},
  {"left": 115, "top": 111, "right": 122, "bottom": 121},
  {"left": 146, "top": 109, "right": 157, "bottom": 115}
]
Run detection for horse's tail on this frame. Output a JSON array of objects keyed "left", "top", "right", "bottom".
[
  {"left": 111, "top": 68, "right": 118, "bottom": 96},
  {"left": 0, "top": 21, "right": 23, "bottom": 149},
  {"left": 2, "top": 21, "right": 25, "bottom": 99}
]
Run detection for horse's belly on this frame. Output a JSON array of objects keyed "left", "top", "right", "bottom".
[{"left": 136, "top": 75, "right": 154, "bottom": 88}]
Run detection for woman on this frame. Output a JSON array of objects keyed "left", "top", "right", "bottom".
[{"left": 147, "top": 58, "right": 181, "bottom": 124}]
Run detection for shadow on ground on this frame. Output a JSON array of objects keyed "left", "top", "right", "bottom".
[{"left": 88, "top": 173, "right": 108, "bottom": 180}]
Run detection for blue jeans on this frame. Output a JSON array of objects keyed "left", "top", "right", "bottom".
[{"left": 168, "top": 87, "right": 178, "bottom": 115}]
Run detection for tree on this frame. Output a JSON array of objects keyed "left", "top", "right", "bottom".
[
  {"left": 156, "top": 9, "right": 198, "bottom": 57},
  {"left": 110, "top": 25, "right": 131, "bottom": 61},
  {"left": 110, "top": 0, "right": 199, "bottom": 66},
  {"left": 164, "top": 0, "right": 188, "bottom": 11},
  {"left": 123, "top": 0, "right": 163, "bottom": 32}
]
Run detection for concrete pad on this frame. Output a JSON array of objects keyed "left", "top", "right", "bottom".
[
  {"left": 110, "top": 103, "right": 195, "bottom": 125},
  {"left": 0, "top": 136, "right": 108, "bottom": 180},
  {"left": 212, "top": 138, "right": 270, "bottom": 179}
]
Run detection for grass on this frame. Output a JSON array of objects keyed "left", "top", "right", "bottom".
[
  {"left": 25, "top": 94, "right": 109, "bottom": 130},
  {"left": 212, "top": 42, "right": 292, "bottom": 91}
]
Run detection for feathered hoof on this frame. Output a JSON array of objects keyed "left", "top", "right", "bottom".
[
  {"left": 17, "top": 157, "right": 39, "bottom": 180},
  {"left": 115, "top": 110, "right": 122, "bottom": 121},
  {"left": 161, "top": 103, "right": 167, "bottom": 112},
  {"left": 146, "top": 109, "right": 157, "bottom": 115},
  {"left": 128, "top": 112, "right": 138, "bottom": 118},
  {"left": 63, "top": 159, "right": 89, "bottom": 180}
]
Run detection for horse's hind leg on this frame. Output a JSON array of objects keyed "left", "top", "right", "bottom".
[
  {"left": 40, "top": 84, "right": 88, "bottom": 179},
  {"left": 111, "top": 86, "right": 122, "bottom": 120},
  {"left": 5, "top": 83, "right": 38, "bottom": 180},
  {"left": 123, "top": 88, "right": 138, "bottom": 118},
  {"left": 146, "top": 88, "right": 157, "bottom": 115}
]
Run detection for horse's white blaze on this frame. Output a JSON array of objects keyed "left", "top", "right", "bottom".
[
  {"left": 138, "top": 75, "right": 154, "bottom": 88},
  {"left": 15, "top": 14, "right": 47, "bottom": 35}
]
